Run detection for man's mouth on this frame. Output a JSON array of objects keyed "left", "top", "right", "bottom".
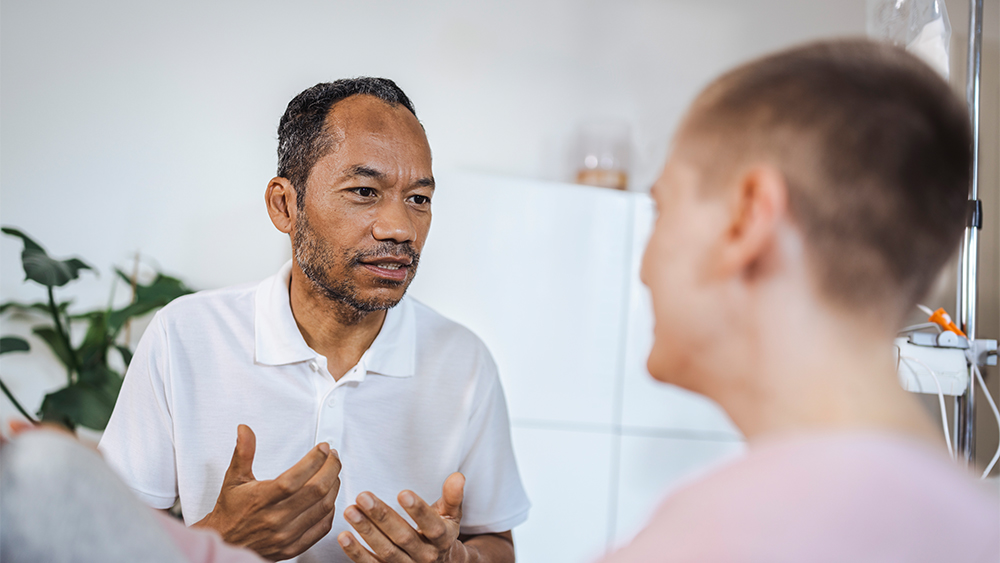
[{"left": 358, "top": 257, "right": 412, "bottom": 281}]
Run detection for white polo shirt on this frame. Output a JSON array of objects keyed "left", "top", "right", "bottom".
[{"left": 99, "top": 261, "right": 530, "bottom": 563}]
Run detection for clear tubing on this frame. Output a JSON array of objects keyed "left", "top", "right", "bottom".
[{"left": 972, "top": 364, "right": 1000, "bottom": 477}]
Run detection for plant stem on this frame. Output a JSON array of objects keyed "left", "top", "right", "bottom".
[
  {"left": 47, "top": 286, "right": 78, "bottom": 383},
  {"left": 0, "top": 377, "right": 38, "bottom": 423}
]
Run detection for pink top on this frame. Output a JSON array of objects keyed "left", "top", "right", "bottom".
[
  {"left": 154, "top": 512, "right": 265, "bottom": 563},
  {"left": 601, "top": 433, "right": 999, "bottom": 563}
]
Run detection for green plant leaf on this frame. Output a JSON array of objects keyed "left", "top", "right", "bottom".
[
  {"left": 77, "top": 364, "right": 119, "bottom": 386},
  {"left": 0, "top": 300, "right": 72, "bottom": 316},
  {"left": 107, "top": 302, "right": 150, "bottom": 334},
  {"left": 2, "top": 227, "right": 94, "bottom": 288},
  {"left": 115, "top": 268, "right": 133, "bottom": 286},
  {"left": 100, "top": 369, "right": 124, "bottom": 398},
  {"left": 32, "top": 326, "right": 75, "bottom": 371},
  {"left": 108, "top": 271, "right": 192, "bottom": 333},
  {"left": 67, "top": 310, "right": 101, "bottom": 321},
  {"left": 0, "top": 336, "right": 30, "bottom": 354},
  {"left": 115, "top": 344, "right": 133, "bottom": 367},
  {"left": 136, "top": 273, "right": 192, "bottom": 304},
  {"left": 1, "top": 227, "right": 44, "bottom": 252},
  {"left": 22, "top": 255, "right": 93, "bottom": 288},
  {"left": 76, "top": 311, "right": 110, "bottom": 369},
  {"left": 39, "top": 378, "right": 119, "bottom": 430}
]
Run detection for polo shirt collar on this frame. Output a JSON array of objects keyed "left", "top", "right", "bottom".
[
  {"left": 254, "top": 260, "right": 416, "bottom": 378},
  {"left": 361, "top": 292, "right": 415, "bottom": 378}
]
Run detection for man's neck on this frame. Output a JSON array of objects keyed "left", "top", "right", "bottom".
[
  {"left": 288, "top": 267, "right": 387, "bottom": 381},
  {"left": 701, "top": 292, "right": 941, "bottom": 448}
]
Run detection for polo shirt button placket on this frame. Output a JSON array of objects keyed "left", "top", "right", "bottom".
[
  {"left": 317, "top": 395, "right": 338, "bottom": 448},
  {"left": 316, "top": 363, "right": 360, "bottom": 452},
  {"left": 318, "top": 375, "right": 345, "bottom": 451}
]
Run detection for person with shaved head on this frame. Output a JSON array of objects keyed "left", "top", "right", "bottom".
[{"left": 602, "top": 40, "right": 998, "bottom": 562}]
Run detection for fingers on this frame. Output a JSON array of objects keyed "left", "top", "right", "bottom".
[
  {"left": 224, "top": 424, "right": 257, "bottom": 483},
  {"left": 398, "top": 490, "right": 453, "bottom": 551},
  {"left": 438, "top": 473, "right": 464, "bottom": 520},
  {"left": 279, "top": 487, "right": 339, "bottom": 558},
  {"left": 270, "top": 442, "right": 339, "bottom": 504},
  {"left": 278, "top": 452, "right": 342, "bottom": 533},
  {"left": 338, "top": 532, "right": 383, "bottom": 563},
  {"left": 347, "top": 492, "right": 438, "bottom": 562},
  {"left": 306, "top": 446, "right": 342, "bottom": 499}
]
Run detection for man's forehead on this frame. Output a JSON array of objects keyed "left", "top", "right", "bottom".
[
  {"left": 319, "top": 97, "right": 429, "bottom": 162},
  {"left": 323, "top": 95, "right": 421, "bottom": 136}
]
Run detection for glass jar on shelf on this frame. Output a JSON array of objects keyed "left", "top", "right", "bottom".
[{"left": 572, "top": 118, "right": 631, "bottom": 191}]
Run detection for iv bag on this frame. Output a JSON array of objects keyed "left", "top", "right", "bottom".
[{"left": 867, "top": 0, "right": 951, "bottom": 80}]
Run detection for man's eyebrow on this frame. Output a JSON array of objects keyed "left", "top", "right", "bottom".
[
  {"left": 344, "top": 165, "right": 386, "bottom": 180},
  {"left": 412, "top": 177, "right": 435, "bottom": 189},
  {"left": 343, "top": 164, "right": 434, "bottom": 189}
]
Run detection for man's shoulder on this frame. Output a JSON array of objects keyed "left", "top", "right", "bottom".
[
  {"left": 155, "top": 280, "right": 258, "bottom": 327},
  {"left": 406, "top": 297, "right": 490, "bottom": 351},
  {"left": 404, "top": 298, "right": 500, "bottom": 374}
]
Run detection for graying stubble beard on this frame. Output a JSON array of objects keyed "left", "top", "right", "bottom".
[{"left": 292, "top": 212, "right": 418, "bottom": 322}]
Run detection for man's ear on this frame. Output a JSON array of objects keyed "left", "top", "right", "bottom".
[
  {"left": 265, "top": 177, "right": 298, "bottom": 234},
  {"left": 715, "top": 164, "right": 789, "bottom": 279}
]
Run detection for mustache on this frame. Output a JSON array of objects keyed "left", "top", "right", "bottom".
[{"left": 350, "top": 242, "right": 420, "bottom": 267}]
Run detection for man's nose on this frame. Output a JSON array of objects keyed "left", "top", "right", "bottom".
[{"left": 371, "top": 198, "right": 416, "bottom": 243}]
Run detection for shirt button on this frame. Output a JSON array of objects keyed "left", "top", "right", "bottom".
[
  {"left": 327, "top": 397, "right": 336, "bottom": 408},
  {"left": 309, "top": 361, "right": 319, "bottom": 372}
]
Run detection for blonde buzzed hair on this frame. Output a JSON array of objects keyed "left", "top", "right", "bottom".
[{"left": 681, "top": 39, "right": 971, "bottom": 317}]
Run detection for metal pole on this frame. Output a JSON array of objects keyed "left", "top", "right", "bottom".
[{"left": 955, "top": 0, "right": 983, "bottom": 467}]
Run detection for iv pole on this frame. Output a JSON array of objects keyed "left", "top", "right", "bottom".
[{"left": 955, "top": 0, "right": 983, "bottom": 466}]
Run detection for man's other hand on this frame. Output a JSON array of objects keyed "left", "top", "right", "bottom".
[
  {"left": 193, "top": 424, "right": 341, "bottom": 561},
  {"left": 338, "top": 472, "right": 485, "bottom": 563}
]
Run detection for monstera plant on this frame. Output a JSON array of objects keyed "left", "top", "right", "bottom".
[{"left": 0, "top": 227, "right": 192, "bottom": 430}]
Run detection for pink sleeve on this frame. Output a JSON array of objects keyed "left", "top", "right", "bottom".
[{"left": 153, "top": 512, "right": 265, "bottom": 563}]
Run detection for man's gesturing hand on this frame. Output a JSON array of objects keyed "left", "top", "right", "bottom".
[
  {"left": 337, "top": 472, "right": 472, "bottom": 563},
  {"left": 193, "top": 424, "right": 342, "bottom": 561}
]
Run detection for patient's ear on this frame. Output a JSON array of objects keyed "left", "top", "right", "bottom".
[
  {"left": 266, "top": 177, "right": 297, "bottom": 234},
  {"left": 715, "top": 164, "right": 789, "bottom": 280}
]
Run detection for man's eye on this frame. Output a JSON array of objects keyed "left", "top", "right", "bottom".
[
  {"left": 353, "top": 187, "right": 376, "bottom": 197},
  {"left": 409, "top": 195, "right": 431, "bottom": 205}
]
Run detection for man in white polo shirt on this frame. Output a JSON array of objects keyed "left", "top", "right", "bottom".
[{"left": 99, "top": 78, "right": 529, "bottom": 563}]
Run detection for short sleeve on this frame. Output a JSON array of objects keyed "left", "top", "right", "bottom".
[
  {"left": 98, "top": 313, "right": 179, "bottom": 509},
  {"left": 456, "top": 353, "right": 531, "bottom": 535}
]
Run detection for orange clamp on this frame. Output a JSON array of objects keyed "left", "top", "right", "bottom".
[{"left": 927, "top": 308, "right": 966, "bottom": 337}]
